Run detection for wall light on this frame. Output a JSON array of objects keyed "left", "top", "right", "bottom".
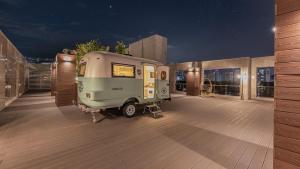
[
  {"left": 62, "top": 55, "right": 74, "bottom": 62},
  {"left": 272, "top": 26, "right": 277, "bottom": 33},
  {"left": 188, "top": 68, "right": 194, "bottom": 72}
]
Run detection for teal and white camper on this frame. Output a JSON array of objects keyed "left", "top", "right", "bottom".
[{"left": 77, "top": 51, "right": 170, "bottom": 119}]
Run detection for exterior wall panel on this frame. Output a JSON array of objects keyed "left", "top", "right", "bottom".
[
  {"left": 277, "top": 0, "right": 300, "bottom": 15},
  {"left": 275, "top": 1, "right": 300, "bottom": 167},
  {"left": 55, "top": 54, "right": 76, "bottom": 107},
  {"left": 276, "top": 50, "right": 300, "bottom": 63},
  {"left": 0, "top": 31, "right": 28, "bottom": 109}
]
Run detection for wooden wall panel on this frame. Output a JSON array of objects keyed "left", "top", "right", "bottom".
[
  {"left": 276, "top": 50, "right": 300, "bottom": 63},
  {"left": 275, "top": 0, "right": 300, "bottom": 168},
  {"left": 276, "top": 75, "right": 300, "bottom": 87},
  {"left": 275, "top": 62, "right": 300, "bottom": 75},
  {"left": 54, "top": 54, "right": 76, "bottom": 107},
  {"left": 277, "top": 23, "right": 300, "bottom": 39},
  {"left": 276, "top": 111, "right": 300, "bottom": 127},
  {"left": 274, "top": 159, "right": 300, "bottom": 169},
  {"left": 275, "top": 147, "right": 300, "bottom": 167},
  {"left": 277, "top": 0, "right": 300, "bottom": 15},
  {"left": 51, "top": 64, "right": 56, "bottom": 96},
  {"left": 275, "top": 99, "right": 300, "bottom": 113},
  {"left": 186, "top": 72, "right": 201, "bottom": 96},
  {"left": 276, "top": 35, "right": 300, "bottom": 51},
  {"left": 186, "top": 62, "right": 201, "bottom": 96},
  {"left": 277, "top": 10, "right": 300, "bottom": 27},
  {"left": 275, "top": 87, "right": 300, "bottom": 100},
  {"left": 275, "top": 135, "right": 300, "bottom": 155},
  {"left": 275, "top": 123, "right": 300, "bottom": 140}
]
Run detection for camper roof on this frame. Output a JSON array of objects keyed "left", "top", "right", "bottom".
[{"left": 84, "top": 51, "right": 163, "bottom": 65}]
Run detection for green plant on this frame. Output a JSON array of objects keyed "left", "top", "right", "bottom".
[
  {"left": 75, "top": 40, "right": 109, "bottom": 64},
  {"left": 75, "top": 40, "right": 109, "bottom": 74},
  {"left": 115, "top": 41, "right": 127, "bottom": 54}
]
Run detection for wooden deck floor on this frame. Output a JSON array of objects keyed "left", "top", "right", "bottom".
[{"left": 0, "top": 93, "right": 273, "bottom": 169}]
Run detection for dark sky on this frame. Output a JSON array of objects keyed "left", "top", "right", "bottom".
[{"left": 0, "top": 0, "right": 274, "bottom": 63}]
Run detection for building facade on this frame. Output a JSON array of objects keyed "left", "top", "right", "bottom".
[
  {"left": 170, "top": 56, "right": 275, "bottom": 100},
  {"left": 129, "top": 34, "right": 167, "bottom": 64}
]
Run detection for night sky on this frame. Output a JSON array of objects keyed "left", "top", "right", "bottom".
[{"left": 0, "top": 0, "right": 274, "bottom": 63}]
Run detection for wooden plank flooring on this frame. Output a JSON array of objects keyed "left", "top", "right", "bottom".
[{"left": 0, "top": 93, "right": 274, "bottom": 169}]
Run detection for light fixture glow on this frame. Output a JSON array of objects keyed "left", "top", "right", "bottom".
[
  {"left": 272, "top": 26, "right": 277, "bottom": 33},
  {"left": 188, "top": 68, "right": 194, "bottom": 72}
]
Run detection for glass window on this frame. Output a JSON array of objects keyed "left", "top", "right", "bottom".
[
  {"left": 204, "top": 68, "right": 241, "bottom": 96},
  {"left": 257, "top": 67, "right": 274, "bottom": 98},
  {"left": 112, "top": 63, "right": 135, "bottom": 78},
  {"left": 176, "top": 71, "right": 186, "bottom": 91}
]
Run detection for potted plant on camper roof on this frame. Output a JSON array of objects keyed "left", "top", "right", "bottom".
[{"left": 75, "top": 39, "right": 110, "bottom": 73}]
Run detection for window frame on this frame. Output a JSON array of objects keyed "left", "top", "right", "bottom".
[{"left": 111, "top": 63, "right": 136, "bottom": 78}]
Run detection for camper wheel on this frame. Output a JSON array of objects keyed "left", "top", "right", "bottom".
[{"left": 123, "top": 102, "right": 137, "bottom": 118}]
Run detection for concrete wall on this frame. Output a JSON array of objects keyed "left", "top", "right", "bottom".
[
  {"left": 250, "top": 56, "right": 275, "bottom": 99},
  {"left": 129, "top": 34, "right": 167, "bottom": 64}
]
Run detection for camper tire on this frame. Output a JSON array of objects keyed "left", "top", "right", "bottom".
[{"left": 122, "top": 102, "right": 137, "bottom": 118}]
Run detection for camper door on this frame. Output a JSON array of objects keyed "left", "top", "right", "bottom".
[
  {"left": 143, "top": 64, "right": 156, "bottom": 100},
  {"left": 157, "top": 66, "right": 170, "bottom": 99}
]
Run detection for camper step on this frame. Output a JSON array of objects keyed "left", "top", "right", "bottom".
[
  {"left": 150, "top": 110, "right": 162, "bottom": 118},
  {"left": 143, "top": 104, "right": 162, "bottom": 118},
  {"left": 151, "top": 110, "right": 162, "bottom": 114}
]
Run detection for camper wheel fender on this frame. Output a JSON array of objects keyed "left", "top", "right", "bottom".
[{"left": 122, "top": 97, "right": 140, "bottom": 107}]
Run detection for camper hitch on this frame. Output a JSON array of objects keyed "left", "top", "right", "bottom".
[{"left": 78, "top": 104, "right": 102, "bottom": 123}]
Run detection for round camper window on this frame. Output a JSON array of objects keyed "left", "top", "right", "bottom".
[{"left": 161, "top": 71, "right": 167, "bottom": 80}]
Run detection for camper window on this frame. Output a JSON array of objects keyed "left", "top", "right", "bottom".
[
  {"left": 112, "top": 63, "right": 135, "bottom": 78},
  {"left": 79, "top": 63, "right": 86, "bottom": 76}
]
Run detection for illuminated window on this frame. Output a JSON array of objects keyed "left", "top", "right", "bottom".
[
  {"left": 112, "top": 63, "right": 135, "bottom": 78},
  {"left": 144, "top": 65, "right": 155, "bottom": 99},
  {"left": 79, "top": 63, "right": 86, "bottom": 76}
]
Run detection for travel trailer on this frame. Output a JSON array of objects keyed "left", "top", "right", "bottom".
[{"left": 77, "top": 51, "right": 170, "bottom": 120}]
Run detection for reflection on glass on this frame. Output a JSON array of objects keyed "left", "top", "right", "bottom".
[
  {"left": 257, "top": 67, "right": 274, "bottom": 98},
  {"left": 204, "top": 68, "right": 241, "bottom": 96},
  {"left": 176, "top": 71, "right": 186, "bottom": 91}
]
